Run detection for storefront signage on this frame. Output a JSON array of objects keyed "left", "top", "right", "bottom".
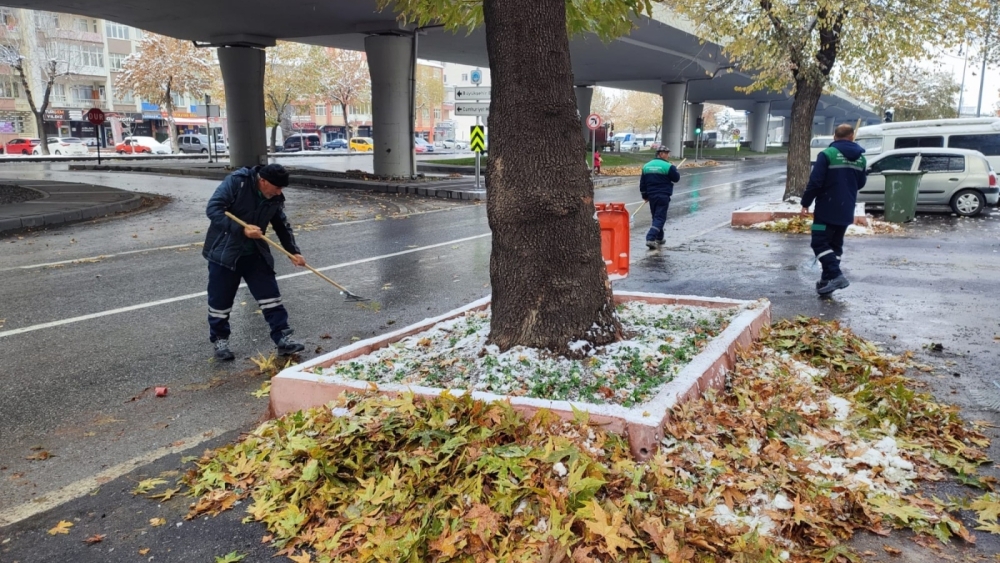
[{"left": 43, "top": 109, "right": 70, "bottom": 121}]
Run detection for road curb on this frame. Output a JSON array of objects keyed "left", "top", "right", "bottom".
[
  {"left": 69, "top": 164, "right": 488, "bottom": 202},
  {"left": 0, "top": 182, "right": 148, "bottom": 235}
]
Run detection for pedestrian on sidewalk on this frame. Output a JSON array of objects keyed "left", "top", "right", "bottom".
[
  {"left": 639, "top": 146, "right": 680, "bottom": 249},
  {"left": 593, "top": 150, "right": 602, "bottom": 175},
  {"left": 202, "top": 164, "right": 307, "bottom": 361},
  {"left": 800, "top": 124, "right": 867, "bottom": 296}
]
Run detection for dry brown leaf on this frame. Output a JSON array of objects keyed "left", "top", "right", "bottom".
[{"left": 82, "top": 533, "right": 106, "bottom": 544}]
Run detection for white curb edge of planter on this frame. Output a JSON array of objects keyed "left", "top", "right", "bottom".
[{"left": 271, "top": 292, "right": 770, "bottom": 431}]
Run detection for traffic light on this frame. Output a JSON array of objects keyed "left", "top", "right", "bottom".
[
  {"left": 694, "top": 117, "right": 704, "bottom": 136},
  {"left": 883, "top": 109, "right": 893, "bottom": 122}
]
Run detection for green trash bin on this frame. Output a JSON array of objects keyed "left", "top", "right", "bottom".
[{"left": 882, "top": 170, "right": 924, "bottom": 223}]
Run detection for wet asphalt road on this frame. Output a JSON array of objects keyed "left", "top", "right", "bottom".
[{"left": 4, "top": 155, "right": 999, "bottom": 561}]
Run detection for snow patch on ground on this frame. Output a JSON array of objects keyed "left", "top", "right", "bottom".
[{"left": 309, "top": 302, "right": 740, "bottom": 407}]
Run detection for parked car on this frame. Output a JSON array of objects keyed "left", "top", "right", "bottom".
[
  {"left": 855, "top": 117, "right": 1000, "bottom": 171},
  {"left": 6, "top": 138, "right": 40, "bottom": 155},
  {"left": 441, "top": 139, "right": 468, "bottom": 150},
  {"left": 619, "top": 139, "right": 642, "bottom": 152},
  {"left": 858, "top": 148, "right": 998, "bottom": 217},
  {"left": 283, "top": 133, "right": 321, "bottom": 152},
  {"left": 116, "top": 136, "right": 171, "bottom": 155},
  {"left": 349, "top": 137, "right": 374, "bottom": 153},
  {"left": 414, "top": 137, "right": 435, "bottom": 153},
  {"left": 323, "top": 138, "right": 348, "bottom": 150},
  {"left": 177, "top": 134, "right": 227, "bottom": 154},
  {"left": 809, "top": 135, "right": 834, "bottom": 163},
  {"left": 35, "top": 137, "right": 89, "bottom": 156}
]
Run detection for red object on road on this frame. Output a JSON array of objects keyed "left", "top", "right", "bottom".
[
  {"left": 86, "top": 108, "right": 106, "bottom": 125},
  {"left": 154, "top": 387, "right": 168, "bottom": 397},
  {"left": 595, "top": 202, "right": 630, "bottom": 280}
]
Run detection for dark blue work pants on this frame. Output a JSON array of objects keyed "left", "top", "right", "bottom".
[
  {"left": 646, "top": 193, "right": 672, "bottom": 242},
  {"left": 810, "top": 223, "right": 848, "bottom": 280},
  {"left": 207, "top": 253, "right": 289, "bottom": 344}
]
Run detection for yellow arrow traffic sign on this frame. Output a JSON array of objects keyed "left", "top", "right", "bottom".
[{"left": 470, "top": 125, "right": 486, "bottom": 153}]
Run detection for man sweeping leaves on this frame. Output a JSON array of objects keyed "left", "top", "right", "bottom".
[{"left": 203, "top": 164, "right": 306, "bottom": 361}]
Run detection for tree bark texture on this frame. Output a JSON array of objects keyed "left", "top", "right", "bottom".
[
  {"left": 783, "top": 78, "right": 824, "bottom": 199},
  {"left": 482, "top": 0, "right": 621, "bottom": 354}
]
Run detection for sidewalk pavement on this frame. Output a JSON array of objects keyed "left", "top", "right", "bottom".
[{"left": 0, "top": 180, "right": 148, "bottom": 234}]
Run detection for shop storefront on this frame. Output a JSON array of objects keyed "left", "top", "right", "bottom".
[
  {"left": 106, "top": 112, "right": 145, "bottom": 144},
  {"left": 0, "top": 108, "right": 33, "bottom": 145}
]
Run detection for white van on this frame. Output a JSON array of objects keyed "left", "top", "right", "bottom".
[
  {"left": 854, "top": 117, "right": 1000, "bottom": 170},
  {"left": 810, "top": 135, "right": 834, "bottom": 163}
]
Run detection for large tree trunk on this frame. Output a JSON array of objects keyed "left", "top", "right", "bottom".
[
  {"left": 341, "top": 102, "right": 351, "bottom": 139},
  {"left": 482, "top": 0, "right": 621, "bottom": 354},
  {"left": 783, "top": 78, "right": 825, "bottom": 199}
]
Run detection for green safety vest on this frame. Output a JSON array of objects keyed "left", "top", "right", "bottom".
[{"left": 821, "top": 147, "right": 866, "bottom": 172}]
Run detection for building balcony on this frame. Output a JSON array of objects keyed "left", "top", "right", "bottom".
[
  {"left": 40, "top": 28, "right": 104, "bottom": 43},
  {"left": 52, "top": 99, "right": 108, "bottom": 110}
]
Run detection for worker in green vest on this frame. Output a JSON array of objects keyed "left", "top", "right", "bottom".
[{"left": 639, "top": 147, "right": 681, "bottom": 249}]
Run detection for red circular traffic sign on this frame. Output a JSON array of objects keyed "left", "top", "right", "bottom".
[
  {"left": 86, "top": 108, "right": 106, "bottom": 125},
  {"left": 586, "top": 113, "right": 602, "bottom": 130}
]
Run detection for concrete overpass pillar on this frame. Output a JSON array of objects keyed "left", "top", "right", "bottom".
[
  {"left": 365, "top": 35, "right": 414, "bottom": 178},
  {"left": 686, "top": 103, "right": 703, "bottom": 144},
  {"left": 781, "top": 116, "right": 792, "bottom": 145},
  {"left": 218, "top": 46, "right": 267, "bottom": 168},
  {"left": 661, "top": 82, "right": 686, "bottom": 157},
  {"left": 824, "top": 116, "right": 836, "bottom": 135},
  {"left": 750, "top": 101, "right": 770, "bottom": 152},
  {"left": 575, "top": 86, "right": 593, "bottom": 144}
]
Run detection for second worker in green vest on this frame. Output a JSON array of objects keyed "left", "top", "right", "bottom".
[{"left": 639, "top": 146, "right": 681, "bottom": 249}]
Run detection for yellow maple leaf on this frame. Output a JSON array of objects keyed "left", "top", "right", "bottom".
[
  {"left": 975, "top": 521, "right": 1000, "bottom": 535},
  {"left": 581, "top": 499, "right": 636, "bottom": 556},
  {"left": 971, "top": 494, "right": 1000, "bottom": 523},
  {"left": 149, "top": 517, "right": 166, "bottom": 527},
  {"left": 288, "top": 552, "right": 312, "bottom": 563},
  {"left": 48, "top": 520, "right": 73, "bottom": 535},
  {"left": 139, "top": 548, "right": 151, "bottom": 555}
]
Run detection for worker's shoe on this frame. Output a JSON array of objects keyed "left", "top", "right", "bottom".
[
  {"left": 213, "top": 339, "right": 235, "bottom": 362},
  {"left": 276, "top": 329, "right": 305, "bottom": 356},
  {"left": 645, "top": 240, "right": 658, "bottom": 250},
  {"left": 816, "top": 275, "right": 850, "bottom": 296}
]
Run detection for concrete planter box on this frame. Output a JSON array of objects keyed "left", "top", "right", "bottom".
[
  {"left": 270, "top": 291, "right": 771, "bottom": 461},
  {"left": 731, "top": 201, "right": 868, "bottom": 227}
]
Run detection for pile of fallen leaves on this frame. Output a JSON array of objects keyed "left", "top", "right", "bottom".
[
  {"left": 759, "top": 215, "right": 814, "bottom": 234},
  {"left": 752, "top": 216, "right": 903, "bottom": 236},
  {"left": 179, "top": 319, "right": 996, "bottom": 562},
  {"left": 599, "top": 166, "right": 644, "bottom": 176}
]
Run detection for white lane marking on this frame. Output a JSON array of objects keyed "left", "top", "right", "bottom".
[
  {"left": 0, "top": 233, "right": 492, "bottom": 339},
  {"left": 0, "top": 427, "right": 226, "bottom": 528},
  {"left": 6, "top": 243, "right": 202, "bottom": 271},
  {"left": 2, "top": 206, "right": 467, "bottom": 273}
]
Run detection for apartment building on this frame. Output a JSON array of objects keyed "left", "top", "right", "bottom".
[
  {"left": 293, "top": 100, "right": 373, "bottom": 141},
  {"left": 0, "top": 8, "right": 209, "bottom": 147}
]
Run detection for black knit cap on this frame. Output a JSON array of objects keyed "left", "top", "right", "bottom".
[{"left": 258, "top": 164, "right": 289, "bottom": 188}]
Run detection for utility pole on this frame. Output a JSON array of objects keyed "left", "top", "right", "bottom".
[{"left": 958, "top": 42, "right": 969, "bottom": 117}]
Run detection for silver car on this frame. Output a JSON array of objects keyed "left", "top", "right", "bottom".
[
  {"left": 859, "top": 148, "right": 999, "bottom": 217},
  {"left": 177, "top": 134, "right": 227, "bottom": 154}
]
